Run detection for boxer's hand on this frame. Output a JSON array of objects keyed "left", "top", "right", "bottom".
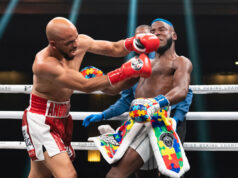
[
  {"left": 82, "top": 113, "right": 104, "bottom": 127},
  {"left": 107, "top": 53, "right": 151, "bottom": 85},
  {"left": 129, "top": 98, "right": 158, "bottom": 123},
  {"left": 124, "top": 33, "right": 160, "bottom": 53},
  {"left": 129, "top": 95, "right": 170, "bottom": 123}
]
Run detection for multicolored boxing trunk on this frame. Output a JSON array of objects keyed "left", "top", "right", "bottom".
[{"left": 89, "top": 108, "right": 190, "bottom": 177}]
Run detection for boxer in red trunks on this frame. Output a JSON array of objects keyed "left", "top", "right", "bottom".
[{"left": 22, "top": 17, "right": 159, "bottom": 178}]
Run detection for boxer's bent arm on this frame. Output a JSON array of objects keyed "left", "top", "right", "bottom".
[
  {"left": 172, "top": 88, "right": 193, "bottom": 112},
  {"left": 165, "top": 57, "right": 193, "bottom": 105},
  {"left": 171, "top": 88, "right": 193, "bottom": 122},
  {"left": 102, "top": 77, "right": 138, "bottom": 95},
  {"left": 80, "top": 35, "right": 129, "bottom": 57},
  {"left": 34, "top": 58, "right": 110, "bottom": 93}
]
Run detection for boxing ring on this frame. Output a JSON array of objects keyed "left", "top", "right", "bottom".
[{"left": 1, "top": 84, "right": 238, "bottom": 152}]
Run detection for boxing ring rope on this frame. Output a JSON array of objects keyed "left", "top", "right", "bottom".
[
  {"left": 1, "top": 84, "right": 238, "bottom": 94},
  {"left": 1, "top": 141, "right": 238, "bottom": 151},
  {"left": 1, "top": 111, "right": 238, "bottom": 121},
  {"left": 1, "top": 84, "right": 238, "bottom": 151}
]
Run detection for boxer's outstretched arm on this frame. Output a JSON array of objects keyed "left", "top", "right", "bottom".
[
  {"left": 34, "top": 57, "right": 110, "bottom": 93},
  {"left": 79, "top": 34, "right": 129, "bottom": 57},
  {"left": 102, "top": 77, "right": 138, "bottom": 95},
  {"left": 165, "top": 56, "right": 193, "bottom": 105}
]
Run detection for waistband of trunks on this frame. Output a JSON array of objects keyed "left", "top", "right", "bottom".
[{"left": 28, "top": 94, "right": 70, "bottom": 118}]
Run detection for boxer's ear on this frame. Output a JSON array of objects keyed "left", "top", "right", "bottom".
[
  {"left": 172, "top": 32, "right": 177, "bottom": 41},
  {"left": 49, "top": 40, "right": 56, "bottom": 49}
]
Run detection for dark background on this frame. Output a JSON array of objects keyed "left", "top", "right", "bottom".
[{"left": 1, "top": 0, "right": 238, "bottom": 177}]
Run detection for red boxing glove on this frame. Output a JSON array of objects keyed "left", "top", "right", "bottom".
[
  {"left": 107, "top": 53, "right": 152, "bottom": 85},
  {"left": 124, "top": 33, "right": 160, "bottom": 53}
]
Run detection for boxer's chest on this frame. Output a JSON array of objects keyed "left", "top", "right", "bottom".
[{"left": 135, "top": 58, "right": 175, "bottom": 98}]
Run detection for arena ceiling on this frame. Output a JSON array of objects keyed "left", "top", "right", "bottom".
[
  {"left": 0, "top": 0, "right": 238, "bottom": 15},
  {"left": 0, "top": 0, "right": 238, "bottom": 83}
]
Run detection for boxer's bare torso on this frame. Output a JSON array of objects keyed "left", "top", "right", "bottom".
[
  {"left": 32, "top": 29, "right": 92, "bottom": 101},
  {"left": 135, "top": 53, "right": 192, "bottom": 105},
  {"left": 32, "top": 40, "right": 86, "bottom": 102}
]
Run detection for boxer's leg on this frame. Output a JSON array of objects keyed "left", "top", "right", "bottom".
[
  {"left": 43, "top": 151, "right": 77, "bottom": 178},
  {"left": 106, "top": 147, "right": 144, "bottom": 178},
  {"left": 28, "top": 159, "right": 52, "bottom": 178},
  {"left": 106, "top": 126, "right": 153, "bottom": 178}
]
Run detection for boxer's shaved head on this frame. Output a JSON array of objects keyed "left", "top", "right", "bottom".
[
  {"left": 46, "top": 17, "right": 79, "bottom": 60},
  {"left": 46, "top": 17, "right": 77, "bottom": 42},
  {"left": 135, "top": 25, "right": 151, "bottom": 35}
]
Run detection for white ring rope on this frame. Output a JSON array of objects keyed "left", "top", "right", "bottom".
[
  {"left": 1, "top": 111, "right": 238, "bottom": 120},
  {"left": 1, "top": 84, "right": 238, "bottom": 94},
  {"left": 1, "top": 84, "right": 238, "bottom": 151},
  {"left": 1, "top": 141, "right": 238, "bottom": 151}
]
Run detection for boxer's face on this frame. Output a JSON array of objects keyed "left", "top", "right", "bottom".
[
  {"left": 56, "top": 28, "right": 79, "bottom": 60},
  {"left": 150, "top": 21, "right": 177, "bottom": 51}
]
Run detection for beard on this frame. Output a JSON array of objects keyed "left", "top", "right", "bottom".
[
  {"left": 58, "top": 48, "right": 74, "bottom": 61},
  {"left": 157, "top": 37, "right": 173, "bottom": 55}
]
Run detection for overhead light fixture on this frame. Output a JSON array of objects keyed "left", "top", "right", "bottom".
[
  {"left": 235, "top": 61, "right": 238, "bottom": 65},
  {"left": 69, "top": 0, "right": 82, "bottom": 25},
  {"left": 0, "top": 0, "right": 19, "bottom": 40}
]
